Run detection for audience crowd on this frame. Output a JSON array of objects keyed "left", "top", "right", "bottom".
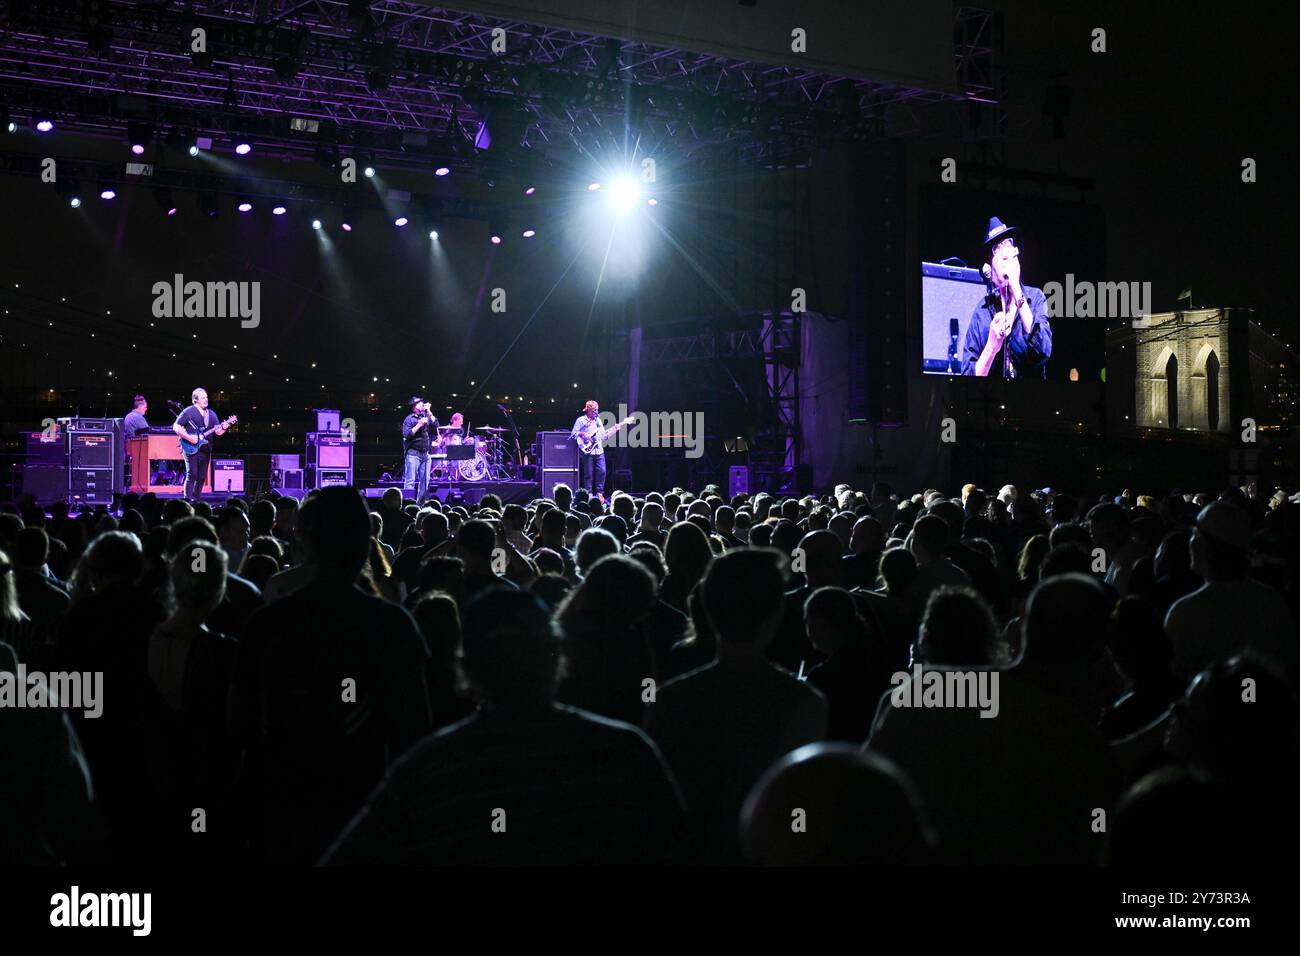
[{"left": 2, "top": 479, "right": 1298, "bottom": 865}]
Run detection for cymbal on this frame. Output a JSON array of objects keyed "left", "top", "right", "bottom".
[{"left": 475, "top": 426, "right": 509, "bottom": 432}]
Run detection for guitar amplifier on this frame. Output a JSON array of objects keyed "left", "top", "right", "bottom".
[
  {"left": 212, "top": 459, "right": 245, "bottom": 493},
  {"left": 541, "top": 469, "right": 578, "bottom": 499},
  {"left": 537, "top": 430, "right": 577, "bottom": 470},
  {"left": 306, "top": 467, "right": 352, "bottom": 489},
  {"left": 70, "top": 431, "right": 116, "bottom": 469},
  {"left": 306, "top": 433, "right": 353, "bottom": 469},
  {"left": 271, "top": 454, "right": 301, "bottom": 472},
  {"left": 25, "top": 432, "right": 67, "bottom": 464},
  {"left": 313, "top": 409, "right": 341, "bottom": 433}
]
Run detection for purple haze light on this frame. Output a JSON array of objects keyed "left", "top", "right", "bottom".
[
  {"left": 167, "top": 207, "right": 178, "bottom": 216},
  {"left": 524, "top": 186, "right": 536, "bottom": 196},
  {"left": 235, "top": 142, "right": 251, "bottom": 155},
  {"left": 490, "top": 235, "right": 502, "bottom": 245},
  {"left": 341, "top": 223, "right": 352, "bottom": 232},
  {"left": 394, "top": 216, "right": 408, "bottom": 227},
  {"left": 36, "top": 120, "right": 54, "bottom": 132},
  {"left": 99, "top": 188, "right": 116, "bottom": 200},
  {"left": 272, "top": 205, "right": 287, "bottom": 216},
  {"left": 131, "top": 144, "right": 145, "bottom": 155},
  {"left": 434, "top": 166, "right": 450, "bottom": 177},
  {"left": 522, "top": 229, "right": 536, "bottom": 238}
]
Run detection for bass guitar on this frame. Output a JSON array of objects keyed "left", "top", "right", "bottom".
[
  {"left": 179, "top": 415, "right": 238, "bottom": 455},
  {"left": 576, "top": 415, "right": 635, "bottom": 455}
]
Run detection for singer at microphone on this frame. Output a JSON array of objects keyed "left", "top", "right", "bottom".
[
  {"left": 401, "top": 395, "right": 438, "bottom": 502},
  {"left": 961, "top": 217, "right": 1053, "bottom": 378}
]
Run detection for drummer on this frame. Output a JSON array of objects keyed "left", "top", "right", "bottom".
[{"left": 435, "top": 412, "right": 467, "bottom": 447}]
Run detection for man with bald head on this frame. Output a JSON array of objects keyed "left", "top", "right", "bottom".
[{"left": 740, "top": 744, "right": 934, "bottom": 865}]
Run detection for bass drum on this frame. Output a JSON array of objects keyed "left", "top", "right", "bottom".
[{"left": 455, "top": 438, "right": 489, "bottom": 481}]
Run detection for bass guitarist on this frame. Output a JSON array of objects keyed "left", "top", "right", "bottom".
[
  {"left": 570, "top": 400, "right": 634, "bottom": 502},
  {"left": 173, "top": 387, "right": 230, "bottom": 503}
]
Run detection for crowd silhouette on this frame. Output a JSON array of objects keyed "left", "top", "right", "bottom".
[{"left": 2, "top": 480, "right": 1298, "bottom": 865}]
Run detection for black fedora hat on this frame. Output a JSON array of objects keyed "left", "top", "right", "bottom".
[{"left": 982, "top": 216, "right": 1018, "bottom": 247}]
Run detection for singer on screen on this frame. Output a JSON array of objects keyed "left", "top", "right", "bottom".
[{"left": 961, "top": 217, "right": 1052, "bottom": 378}]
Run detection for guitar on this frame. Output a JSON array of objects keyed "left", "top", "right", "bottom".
[
  {"left": 576, "top": 415, "right": 635, "bottom": 455},
  {"left": 179, "top": 415, "right": 238, "bottom": 455}
]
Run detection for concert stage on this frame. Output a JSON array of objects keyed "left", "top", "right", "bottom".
[{"left": 358, "top": 480, "right": 538, "bottom": 505}]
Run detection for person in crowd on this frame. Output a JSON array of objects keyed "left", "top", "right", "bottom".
[
  {"left": 645, "top": 548, "right": 827, "bottom": 862},
  {"left": 322, "top": 588, "right": 686, "bottom": 865},
  {"left": 231, "top": 487, "right": 433, "bottom": 864}
]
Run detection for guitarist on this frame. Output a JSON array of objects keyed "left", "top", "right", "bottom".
[
  {"left": 173, "top": 387, "right": 228, "bottom": 503},
  {"left": 570, "top": 400, "right": 633, "bottom": 502}
]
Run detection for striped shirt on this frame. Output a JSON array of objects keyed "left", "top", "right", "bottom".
[{"left": 322, "top": 704, "right": 687, "bottom": 865}]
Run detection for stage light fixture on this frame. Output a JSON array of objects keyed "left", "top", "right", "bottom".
[
  {"left": 99, "top": 184, "right": 117, "bottom": 200},
  {"left": 128, "top": 122, "right": 153, "bottom": 155},
  {"left": 272, "top": 204, "right": 287, "bottom": 216},
  {"left": 312, "top": 218, "right": 323, "bottom": 230},
  {"left": 522, "top": 229, "right": 536, "bottom": 238},
  {"left": 394, "top": 216, "right": 408, "bottom": 227},
  {"left": 429, "top": 230, "right": 439, "bottom": 240},
  {"left": 490, "top": 235, "right": 502, "bottom": 245},
  {"left": 435, "top": 166, "right": 450, "bottom": 177},
  {"left": 606, "top": 175, "right": 641, "bottom": 214},
  {"left": 235, "top": 142, "right": 252, "bottom": 155},
  {"left": 35, "top": 118, "right": 54, "bottom": 132},
  {"left": 587, "top": 182, "right": 601, "bottom": 191},
  {"left": 237, "top": 201, "right": 253, "bottom": 212},
  {"left": 341, "top": 222, "right": 352, "bottom": 232},
  {"left": 69, "top": 196, "right": 82, "bottom": 208},
  {"left": 524, "top": 185, "right": 536, "bottom": 196},
  {"left": 364, "top": 165, "right": 376, "bottom": 178}
]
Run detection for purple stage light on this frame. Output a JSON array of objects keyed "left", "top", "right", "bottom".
[
  {"left": 167, "top": 207, "right": 178, "bottom": 216},
  {"left": 522, "top": 229, "right": 536, "bottom": 238},
  {"left": 36, "top": 119, "right": 54, "bottom": 132},
  {"left": 235, "top": 142, "right": 251, "bottom": 155},
  {"left": 272, "top": 205, "right": 287, "bottom": 216},
  {"left": 131, "top": 144, "right": 145, "bottom": 155},
  {"left": 434, "top": 166, "right": 450, "bottom": 177},
  {"left": 100, "top": 188, "right": 116, "bottom": 200},
  {"left": 394, "top": 216, "right": 408, "bottom": 227},
  {"left": 524, "top": 186, "right": 536, "bottom": 196},
  {"left": 238, "top": 202, "right": 252, "bottom": 212},
  {"left": 490, "top": 234, "right": 502, "bottom": 245},
  {"left": 341, "top": 223, "right": 352, "bottom": 232}
]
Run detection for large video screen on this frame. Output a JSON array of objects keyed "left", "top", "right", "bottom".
[{"left": 920, "top": 186, "right": 1106, "bottom": 380}]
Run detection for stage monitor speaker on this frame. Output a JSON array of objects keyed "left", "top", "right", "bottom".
[
  {"left": 278, "top": 469, "right": 304, "bottom": 491},
  {"left": 537, "top": 431, "right": 577, "bottom": 470},
  {"left": 541, "top": 468, "right": 578, "bottom": 499},
  {"left": 213, "top": 459, "right": 245, "bottom": 493},
  {"left": 271, "top": 454, "right": 300, "bottom": 472},
  {"left": 314, "top": 409, "right": 341, "bottom": 432}
]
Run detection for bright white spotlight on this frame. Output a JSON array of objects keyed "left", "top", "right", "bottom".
[
  {"left": 606, "top": 175, "right": 641, "bottom": 214},
  {"left": 311, "top": 219, "right": 322, "bottom": 230},
  {"left": 429, "top": 230, "right": 439, "bottom": 240},
  {"left": 364, "top": 166, "right": 376, "bottom": 178}
]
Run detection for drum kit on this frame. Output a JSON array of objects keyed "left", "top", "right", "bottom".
[{"left": 430, "top": 425, "right": 513, "bottom": 482}]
